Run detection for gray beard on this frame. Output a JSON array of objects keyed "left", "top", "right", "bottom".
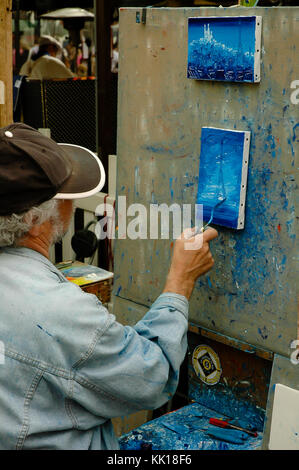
[{"left": 50, "top": 203, "right": 75, "bottom": 245}]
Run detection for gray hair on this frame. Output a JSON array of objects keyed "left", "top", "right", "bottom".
[{"left": 0, "top": 199, "right": 62, "bottom": 247}]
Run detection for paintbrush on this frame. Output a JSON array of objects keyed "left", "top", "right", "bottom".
[
  {"left": 209, "top": 418, "right": 258, "bottom": 437},
  {"left": 200, "top": 195, "right": 226, "bottom": 232}
]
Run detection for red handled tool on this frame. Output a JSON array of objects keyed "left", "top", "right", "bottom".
[{"left": 209, "top": 418, "right": 258, "bottom": 437}]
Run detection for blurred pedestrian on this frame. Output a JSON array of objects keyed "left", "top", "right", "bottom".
[{"left": 20, "top": 35, "right": 74, "bottom": 80}]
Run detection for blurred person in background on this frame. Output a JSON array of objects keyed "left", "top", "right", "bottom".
[
  {"left": 13, "top": 32, "right": 30, "bottom": 75},
  {"left": 20, "top": 35, "right": 74, "bottom": 80}
]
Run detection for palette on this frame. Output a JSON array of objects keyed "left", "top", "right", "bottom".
[
  {"left": 187, "top": 16, "right": 262, "bottom": 83},
  {"left": 196, "top": 127, "right": 251, "bottom": 230}
]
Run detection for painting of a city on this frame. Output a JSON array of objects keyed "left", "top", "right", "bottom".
[{"left": 187, "top": 16, "right": 261, "bottom": 83}]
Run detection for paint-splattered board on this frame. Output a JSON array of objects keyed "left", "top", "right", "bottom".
[
  {"left": 114, "top": 7, "right": 298, "bottom": 357},
  {"left": 119, "top": 402, "right": 262, "bottom": 450}
]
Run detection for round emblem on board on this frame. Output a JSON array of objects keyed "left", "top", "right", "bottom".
[{"left": 192, "top": 344, "right": 222, "bottom": 386}]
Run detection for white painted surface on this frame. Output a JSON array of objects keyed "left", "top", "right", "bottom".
[{"left": 269, "top": 383, "right": 299, "bottom": 450}]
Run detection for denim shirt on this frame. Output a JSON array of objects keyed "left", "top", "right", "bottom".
[{"left": 0, "top": 247, "right": 189, "bottom": 450}]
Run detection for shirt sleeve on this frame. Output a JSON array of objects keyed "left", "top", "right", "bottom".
[
  {"left": 71, "top": 292, "right": 189, "bottom": 420},
  {"left": 19, "top": 60, "right": 33, "bottom": 76}
]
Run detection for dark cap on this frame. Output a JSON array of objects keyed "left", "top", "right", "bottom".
[{"left": 0, "top": 123, "right": 105, "bottom": 216}]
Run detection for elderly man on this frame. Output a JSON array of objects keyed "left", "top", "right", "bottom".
[{"left": 0, "top": 123, "right": 217, "bottom": 450}]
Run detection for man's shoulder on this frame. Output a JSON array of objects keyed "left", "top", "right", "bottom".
[
  {"left": 40, "top": 55, "right": 64, "bottom": 65},
  {"left": 0, "top": 248, "right": 113, "bottom": 371},
  {"left": 0, "top": 246, "right": 61, "bottom": 278},
  {"left": 32, "top": 55, "right": 74, "bottom": 79}
]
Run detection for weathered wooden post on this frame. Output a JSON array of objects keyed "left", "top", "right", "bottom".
[{"left": 0, "top": 0, "right": 13, "bottom": 127}]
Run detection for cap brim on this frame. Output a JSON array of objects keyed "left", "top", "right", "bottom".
[{"left": 54, "top": 143, "right": 105, "bottom": 199}]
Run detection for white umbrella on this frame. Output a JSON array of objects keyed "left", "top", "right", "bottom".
[{"left": 40, "top": 8, "right": 94, "bottom": 20}]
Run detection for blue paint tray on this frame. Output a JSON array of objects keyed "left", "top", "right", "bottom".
[{"left": 196, "top": 127, "right": 251, "bottom": 230}]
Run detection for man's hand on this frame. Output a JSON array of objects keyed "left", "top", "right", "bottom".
[{"left": 163, "top": 227, "right": 218, "bottom": 300}]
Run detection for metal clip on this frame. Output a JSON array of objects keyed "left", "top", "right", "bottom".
[
  {"left": 142, "top": 8, "right": 147, "bottom": 25},
  {"left": 136, "top": 8, "right": 147, "bottom": 25}
]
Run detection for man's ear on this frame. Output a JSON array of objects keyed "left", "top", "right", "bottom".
[{"left": 27, "top": 223, "right": 42, "bottom": 238}]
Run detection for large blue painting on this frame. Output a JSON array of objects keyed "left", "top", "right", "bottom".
[
  {"left": 197, "top": 127, "right": 251, "bottom": 230},
  {"left": 187, "top": 16, "right": 262, "bottom": 83}
]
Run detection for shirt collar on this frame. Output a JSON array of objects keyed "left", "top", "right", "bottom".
[{"left": 0, "top": 246, "right": 59, "bottom": 272}]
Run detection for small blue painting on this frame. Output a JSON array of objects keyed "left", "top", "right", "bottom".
[
  {"left": 187, "top": 16, "right": 262, "bottom": 83},
  {"left": 197, "top": 127, "right": 251, "bottom": 230}
]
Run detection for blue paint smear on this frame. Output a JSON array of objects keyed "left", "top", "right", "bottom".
[
  {"left": 134, "top": 166, "right": 139, "bottom": 197},
  {"left": 169, "top": 177, "right": 176, "bottom": 200},
  {"left": 196, "top": 127, "right": 248, "bottom": 229},
  {"left": 187, "top": 16, "right": 256, "bottom": 83},
  {"left": 292, "top": 123, "right": 299, "bottom": 142},
  {"left": 145, "top": 145, "right": 174, "bottom": 155},
  {"left": 258, "top": 326, "right": 268, "bottom": 340},
  {"left": 36, "top": 324, "right": 53, "bottom": 337},
  {"left": 116, "top": 286, "right": 122, "bottom": 296}
]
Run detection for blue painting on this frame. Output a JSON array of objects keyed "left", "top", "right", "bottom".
[
  {"left": 187, "top": 16, "right": 261, "bottom": 83},
  {"left": 197, "top": 127, "right": 250, "bottom": 230}
]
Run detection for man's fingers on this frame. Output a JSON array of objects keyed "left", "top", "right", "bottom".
[
  {"left": 184, "top": 232, "right": 203, "bottom": 250},
  {"left": 202, "top": 227, "right": 218, "bottom": 243},
  {"left": 181, "top": 227, "right": 198, "bottom": 240},
  {"left": 180, "top": 227, "right": 218, "bottom": 250}
]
